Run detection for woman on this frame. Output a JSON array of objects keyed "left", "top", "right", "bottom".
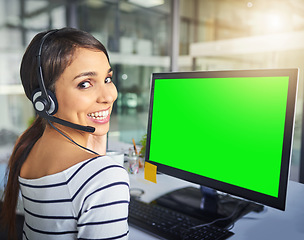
[{"left": 1, "top": 28, "right": 130, "bottom": 240}]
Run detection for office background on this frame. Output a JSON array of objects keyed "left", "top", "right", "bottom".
[{"left": 0, "top": 0, "right": 304, "bottom": 182}]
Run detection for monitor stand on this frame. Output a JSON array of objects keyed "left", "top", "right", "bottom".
[{"left": 154, "top": 186, "right": 264, "bottom": 228}]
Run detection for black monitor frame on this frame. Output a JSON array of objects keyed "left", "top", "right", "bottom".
[{"left": 145, "top": 68, "right": 298, "bottom": 211}]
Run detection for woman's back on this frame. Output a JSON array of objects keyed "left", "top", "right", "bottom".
[{"left": 19, "top": 156, "right": 130, "bottom": 240}]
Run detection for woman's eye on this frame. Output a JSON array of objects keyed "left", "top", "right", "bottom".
[
  {"left": 105, "top": 76, "right": 112, "bottom": 84},
  {"left": 77, "top": 81, "right": 91, "bottom": 89}
]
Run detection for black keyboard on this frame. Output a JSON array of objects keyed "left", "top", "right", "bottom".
[{"left": 129, "top": 197, "right": 234, "bottom": 240}]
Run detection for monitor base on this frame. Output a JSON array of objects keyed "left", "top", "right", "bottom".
[{"left": 154, "top": 186, "right": 264, "bottom": 228}]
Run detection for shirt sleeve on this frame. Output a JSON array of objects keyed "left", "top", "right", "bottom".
[{"left": 69, "top": 156, "right": 130, "bottom": 240}]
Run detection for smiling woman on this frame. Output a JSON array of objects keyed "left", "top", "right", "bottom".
[{"left": 1, "top": 28, "right": 129, "bottom": 240}]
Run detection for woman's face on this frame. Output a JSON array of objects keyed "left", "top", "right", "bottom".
[{"left": 54, "top": 47, "right": 117, "bottom": 136}]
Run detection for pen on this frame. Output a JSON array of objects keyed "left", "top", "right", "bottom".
[{"left": 132, "top": 138, "right": 138, "bottom": 155}]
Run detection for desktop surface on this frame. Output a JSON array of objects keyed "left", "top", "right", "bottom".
[{"left": 128, "top": 169, "right": 304, "bottom": 240}]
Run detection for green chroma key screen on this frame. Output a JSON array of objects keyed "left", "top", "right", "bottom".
[{"left": 149, "top": 75, "right": 291, "bottom": 199}]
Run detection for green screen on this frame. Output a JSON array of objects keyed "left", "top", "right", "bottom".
[{"left": 149, "top": 76, "right": 289, "bottom": 198}]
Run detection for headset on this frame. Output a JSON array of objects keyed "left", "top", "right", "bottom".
[{"left": 31, "top": 29, "right": 95, "bottom": 133}]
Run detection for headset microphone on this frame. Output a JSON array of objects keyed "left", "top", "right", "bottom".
[{"left": 32, "top": 29, "right": 95, "bottom": 133}]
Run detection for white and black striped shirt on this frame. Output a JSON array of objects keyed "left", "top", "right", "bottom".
[{"left": 19, "top": 156, "right": 130, "bottom": 240}]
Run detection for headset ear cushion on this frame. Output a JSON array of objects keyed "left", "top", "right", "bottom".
[
  {"left": 47, "top": 90, "right": 58, "bottom": 115},
  {"left": 31, "top": 88, "right": 58, "bottom": 115}
]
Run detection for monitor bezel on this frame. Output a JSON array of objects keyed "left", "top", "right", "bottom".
[{"left": 145, "top": 68, "right": 299, "bottom": 211}]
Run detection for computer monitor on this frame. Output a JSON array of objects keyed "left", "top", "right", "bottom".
[{"left": 145, "top": 68, "right": 298, "bottom": 214}]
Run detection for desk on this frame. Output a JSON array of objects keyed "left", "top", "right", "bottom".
[{"left": 128, "top": 169, "right": 304, "bottom": 240}]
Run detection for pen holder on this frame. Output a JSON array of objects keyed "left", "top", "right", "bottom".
[{"left": 128, "top": 148, "right": 139, "bottom": 174}]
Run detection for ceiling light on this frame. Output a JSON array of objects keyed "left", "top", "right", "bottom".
[
  {"left": 128, "top": 0, "right": 164, "bottom": 8},
  {"left": 247, "top": 2, "right": 253, "bottom": 8}
]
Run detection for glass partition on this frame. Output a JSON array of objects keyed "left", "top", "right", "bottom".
[{"left": 0, "top": 0, "right": 303, "bottom": 181}]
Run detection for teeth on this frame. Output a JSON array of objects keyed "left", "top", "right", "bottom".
[{"left": 88, "top": 110, "right": 109, "bottom": 120}]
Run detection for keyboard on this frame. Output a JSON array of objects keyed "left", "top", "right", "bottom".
[{"left": 129, "top": 197, "right": 234, "bottom": 240}]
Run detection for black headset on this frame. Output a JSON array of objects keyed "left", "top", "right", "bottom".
[{"left": 31, "top": 29, "right": 95, "bottom": 133}]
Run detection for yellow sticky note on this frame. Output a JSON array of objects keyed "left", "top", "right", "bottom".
[{"left": 144, "top": 162, "right": 157, "bottom": 183}]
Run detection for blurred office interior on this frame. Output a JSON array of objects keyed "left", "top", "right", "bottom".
[{"left": 0, "top": 0, "right": 304, "bottom": 182}]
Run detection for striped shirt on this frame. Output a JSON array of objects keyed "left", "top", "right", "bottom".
[{"left": 18, "top": 156, "right": 130, "bottom": 240}]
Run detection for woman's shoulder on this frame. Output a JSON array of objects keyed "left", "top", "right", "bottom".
[
  {"left": 66, "top": 155, "right": 129, "bottom": 184},
  {"left": 65, "top": 155, "right": 130, "bottom": 206}
]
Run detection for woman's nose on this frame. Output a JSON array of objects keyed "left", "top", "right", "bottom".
[{"left": 96, "top": 85, "right": 118, "bottom": 104}]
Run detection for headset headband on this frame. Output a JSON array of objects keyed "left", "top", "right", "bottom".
[{"left": 36, "top": 29, "right": 59, "bottom": 106}]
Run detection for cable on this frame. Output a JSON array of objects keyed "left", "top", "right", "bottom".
[
  {"left": 190, "top": 201, "right": 245, "bottom": 231},
  {"left": 48, "top": 120, "right": 100, "bottom": 156}
]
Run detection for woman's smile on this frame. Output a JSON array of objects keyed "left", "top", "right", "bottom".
[{"left": 87, "top": 108, "right": 111, "bottom": 124}]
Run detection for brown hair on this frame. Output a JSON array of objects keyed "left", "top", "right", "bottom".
[{"left": 1, "top": 27, "right": 109, "bottom": 239}]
